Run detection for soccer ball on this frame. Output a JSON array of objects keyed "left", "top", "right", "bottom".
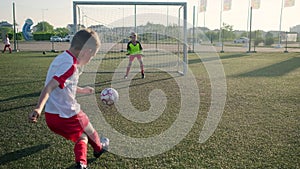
[{"left": 100, "top": 88, "right": 119, "bottom": 105}]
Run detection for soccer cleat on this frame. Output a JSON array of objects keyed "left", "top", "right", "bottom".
[
  {"left": 101, "top": 137, "right": 109, "bottom": 150},
  {"left": 93, "top": 137, "right": 109, "bottom": 158},
  {"left": 75, "top": 162, "right": 88, "bottom": 169},
  {"left": 141, "top": 73, "right": 145, "bottom": 79},
  {"left": 124, "top": 75, "right": 128, "bottom": 79}
]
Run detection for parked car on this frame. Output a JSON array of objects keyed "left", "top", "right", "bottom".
[
  {"left": 62, "top": 35, "right": 74, "bottom": 42},
  {"left": 50, "top": 36, "right": 62, "bottom": 42},
  {"left": 234, "top": 37, "right": 249, "bottom": 43}
]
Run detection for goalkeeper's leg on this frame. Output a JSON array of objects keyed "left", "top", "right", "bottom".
[
  {"left": 137, "top": 55, "right": 144, "bottom": 79},
  {"left": 125, "top": 55, "right": 136, "bottom": 79}
]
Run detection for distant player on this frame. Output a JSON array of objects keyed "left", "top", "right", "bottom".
[
  {"left": 124, "top": 32, "right": 145, "bottom": 79},
  {"left": 2, "top": 34, "right": 12, "bottom": 53},
  {"left": 28, "top": 29, "right": 109, "bottom": 169}
]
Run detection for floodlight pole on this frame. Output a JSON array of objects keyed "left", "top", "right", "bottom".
[
  {"left": 220, "top": 29, "right": 224, "bottom": 53},
  {"left": 284, "top": 31, "right": 288, "bottom": 53},
  {"left": 73, "top": 3, "right": 77, "bottom": 34},
  {"left": 178, "top": 6, "right": 182, "bottom": 71},
  {"left": 278, "top": 0, "right": 284, "bottom": 48},
  {"left": 167, "top": 6, "right": 169, "bottom": 27},
  {"left": 122, "top": 8, "right": 124, "bottom": 52},
  {"left": 253, "top": 30, "right": 257, "bottom": 52},
  {"left": 42, "top": 9, "right": 48, "bottom": 32},
  {"left": 192, "top": 5, "right": 195, "bottom": 53},
  {"left": 183, "top": 3, "right": 187, "bottom": 75},
  {"left": 134, "top": 5, "right": 137, "bottom": 32},
  {"left": 247, "top": 7, "right": 252, "bottom": 53},
  {"left": 246, "top": 0, "right": 250, "bottom": 39},
  {"left": 219, "top": 0, "right": 223, "bottom": 46},
  {"left": 13, "top": 2, "right": 17, "bottom": 52}
]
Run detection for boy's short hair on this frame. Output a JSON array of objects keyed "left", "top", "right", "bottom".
[{"left": 71, "top": 29, "right": 100, "bottom": 51}]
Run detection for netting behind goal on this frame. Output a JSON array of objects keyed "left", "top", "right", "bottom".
[{"left": 73, "top": 1, "right": 188, "bottom": 75}]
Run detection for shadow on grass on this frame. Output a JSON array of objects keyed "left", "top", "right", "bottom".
[
  {"left": 0, "top": 92, "right": 40, "bottom": 103},
  {"left": 0, "top": 80, "right": 43, "bottom": 87},
  {"left": 189, "top": 53, "right": 248, "bottom": 64},
  {"left": 0, "top": 144, "right": 51, "bottom": 165},
  {"left": 235, "top": 57, "right": 300, "bottom": 77},
  {"left": 92, "top": 77, "right": 176, "bottom": 96},
  {"left": 91, "top": 70, "right": 179, "bottom": 88},
  {"left": 0, "top": 104, "right": 36, "bottom": 113}
]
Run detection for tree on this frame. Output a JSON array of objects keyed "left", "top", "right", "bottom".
[
  {"left": 33, "top": 21, "right": 54, "bottom": 32},
  {"left": 240, "top": 31, "right": 248, "bottom": 37},
  {"left": 265, "top": 32, "right": 274, "bottom": 46},
  {"left": 54, "top": 27, "right": 69, "bottom": 37},
  {"left": 205, "top": 31, "right": 219, "bottom": 43},
  {"left": 222, "top": 23, "right": 235, "bottom": 41},
  {"left": 252, "top": 30, "right": 263, "bottom": 46},
  {"left": 265, "top": 32, "right": 274, "bottom": 39},
  {"left": 0, "top": 27, "right": 13, "bottom": 39}
]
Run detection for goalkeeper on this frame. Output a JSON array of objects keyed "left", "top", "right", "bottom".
[{"left": 124, "top": 32, "right": 145, "bottom": 79}]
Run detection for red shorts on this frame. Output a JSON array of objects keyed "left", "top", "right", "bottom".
[
  {"left": 45, "top": 111, "right": 89, "bottom": 142},
  {"left": 129, "top": 54, "right": 142, "bottom": 62}
]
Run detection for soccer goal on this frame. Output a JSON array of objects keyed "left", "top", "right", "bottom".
[{"left": 73, "top": 1, "right": 188, "bottom": 75}]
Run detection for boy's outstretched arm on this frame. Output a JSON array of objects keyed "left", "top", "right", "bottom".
[
  {"left": 28, "top": 78, "right": 59, "bottom": 123},
  {"left": 76, "top": 86, "right": 95, "bottom": 94}
]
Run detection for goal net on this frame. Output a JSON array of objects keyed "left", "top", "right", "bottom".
[{"left": 73, "top": 1, "right": 188, "bottom": 75}]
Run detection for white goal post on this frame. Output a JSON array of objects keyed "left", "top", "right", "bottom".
[{"left": 72, "top": 1, "right": 188, "bottom": 75}]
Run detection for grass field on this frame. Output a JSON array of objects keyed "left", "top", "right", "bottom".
[{"left": 0, "top": 51, "right": 299, "bottom": 169}]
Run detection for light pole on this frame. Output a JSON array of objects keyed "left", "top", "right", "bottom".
[
  {"left": 122, "top": 7, "right": 125, "bottom": 52},
  {"left": 218, "top": 0, "right": 223, "bottom": 47},
  {"left": 119, "top": 7, "right": 125, "bottom": 52},
  {"left": 13, "top": 2, "right": 17, "bottom": 52},
  {"left": 278, "top": 0, "right": 284, "bottom": 48},
  {"left": 247, "top": 6, "right": 253, "bottom": 53},
  {"left": 42, "top": 8, "right": 48, "bottom": 32}
]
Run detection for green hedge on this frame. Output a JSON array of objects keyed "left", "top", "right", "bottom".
[
  {"left": 32, "top": 32, "right": 53, "bottom": 41},
  {"left": 16, "top": 32, "right": 23, "bottom": 40}
]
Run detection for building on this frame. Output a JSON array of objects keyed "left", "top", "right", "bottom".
[
  {"left": 0, "top": 21, "right": 13, "bottom": 39},
  {"left": 290, "top": 25, "right": 300, "bottom": 34},
  {"left": 0, "top": 21, "right": 13, "bottom": 28}
]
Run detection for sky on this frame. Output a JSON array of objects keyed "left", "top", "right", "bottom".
[{"left": 1, "top": 0, "right": 299, "bottom": 32}]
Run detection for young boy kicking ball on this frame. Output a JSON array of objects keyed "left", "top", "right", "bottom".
[{"left": 28, "top": 29, "right": 109, "bottom": 169}]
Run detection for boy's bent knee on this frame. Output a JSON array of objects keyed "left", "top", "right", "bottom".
[{"left": 77, "top": 133, "right": 88, "bottom": 143}]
